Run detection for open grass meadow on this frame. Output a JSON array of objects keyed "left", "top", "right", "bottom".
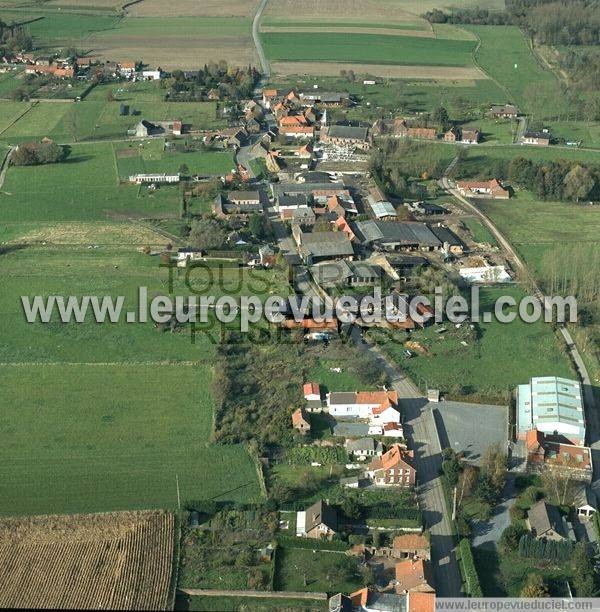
[
  {"left": 1, "top": 82, "right": 225, "bottom": 142},
  {"left": 478, "top": 191, "right": 600, "bottom": 277},
  {"left": 177, "top": 594, "right": 327, "bottom": 611},
  {"left": 464, "top": 25, "right": 561, "bottom": 117},
  {"left": 114, "top": 140, "right": 234, "bottom": 179},
  {"left": 0, "top": 141, "right": 184, "bottom": 222},
  {"left": 262, "top": 32, "right": 477, "bottom": 66},
  {"left": 0, "top": 363, "right": 262, "bottom": 516},
  {"left": 0, "top": 245, "right": 272, "bottom": 515},
  {"left": 369, "top": 286, "right": 574, "bottom": 402}
]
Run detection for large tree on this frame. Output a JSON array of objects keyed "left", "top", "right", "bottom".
[{"left": 563, "top": 164, "right": 595, "bottom": 202}]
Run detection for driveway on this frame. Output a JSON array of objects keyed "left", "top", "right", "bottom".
[{"left": 471, "top": 475, "right": 516, "bottom": 550}]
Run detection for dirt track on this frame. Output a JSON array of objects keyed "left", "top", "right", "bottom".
[{"left": 271, "top": 61, "right": 489, "bottom": 80}]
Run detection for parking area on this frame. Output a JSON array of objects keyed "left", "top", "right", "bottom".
[{"left": 431, "top": 400, "right": 508, "bottom": 465}]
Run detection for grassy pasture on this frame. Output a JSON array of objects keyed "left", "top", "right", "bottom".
[
  {"left": 262, "top": 32, "right": 477, "bottom": 66},
  {"left": 114, "top": 140, "right": 234, "bottom": 178},
  {"left": 0, "top": 68, "right": 24, "bottom": 98},
  {"left": 0, "top": 363, "right": 262, "bottom": 515},
  {"left": 2, "top": 82, "right": 225, "bottom": 142},
  {"left": 478, "top": 191, "right": 600, "bottom": 276},
  {"left": 1, "top": 101, "right": 71, "bottom": 141},
  {"left": 370, "top": 286, "right": 574, "bottom": 402},
  {"left": 0, "top": 142, "right": 183, "bottom": 222},
  {"left": 14, "top": 12, "right": 120, "bottom": 43},
  {"left": 464, "top": 25, "right": 561, "bottom": 117}
]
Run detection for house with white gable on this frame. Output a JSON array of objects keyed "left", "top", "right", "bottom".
[{"left": 327, "top": 390, "right": 398, "bottom": 419}]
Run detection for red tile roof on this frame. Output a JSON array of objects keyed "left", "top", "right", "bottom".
[{"left": 304, "top": 382, "right": 320, "bottom": 397}]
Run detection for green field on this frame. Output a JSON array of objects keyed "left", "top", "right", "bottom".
[
  {"left": 478, "top": 191, "right": 600, "bottom": 276},
  {"left": 262, "top": 32, "right": 477, "bottom": 66},
  {"left": 1, "top": 82, "right": 225, "bottom": 142},
  {"left": 370, "top": 286, "right": 574, "bottom": 401},
  {"left": 0, "top": 141, "right": 184, "bottom": 221},
  {"left": 0, "top": 363, "right": 262, "bottom": 515},
  {"left": 268, "top": 75, "right": 506, "bottom": 118},
  {"left": 464, "top": 25, "right": 562, "bottom": 117},
  {"left": 0, "top": 245, "right": 274, "bottom": 515},
  {"left": 462, "top": 217, "right": 499, "bottom": 247},
  {"left": 114, "top": 140, "right": 234, "bottom": 179}
]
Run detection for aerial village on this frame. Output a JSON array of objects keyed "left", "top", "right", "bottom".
[{"left": 2, "top": 45, "right": 598, "bottom": 608}]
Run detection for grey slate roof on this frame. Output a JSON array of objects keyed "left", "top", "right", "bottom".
[
  {"left": 329, "top": 391, "right": 357, "bottom": 404},
  {"left": 354, "top": 220, "right": 441, "bottom": 248},
  {"left": 528, "top": 501, "right": 565, "bottom": 538},
  {"left": 305, "top": 499, "right": 337, "bottom": 532},
  {"left": 346, "top": 437, "right": 382, "bottom": 453},
  {"left": 300, "top": 231, "right": 354, "bottom": 259},
  {"left": 272, "top": 182, "right": 346, "bottom": 197},
  {"left": 327, "top": 125, "right": 369, "bottom": 141}
]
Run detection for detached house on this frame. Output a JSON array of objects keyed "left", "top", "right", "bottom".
[
  {"left": 367, "top": 444, "right": 416, "bottom": 487},
  {"left": 522, "top": 130, "right": 551, "bottom": 146},
  {"left": 297, "top": 500, "right": 338, "bottom": 539},
  {"left": 490, "top": 104, "right": 519, "bottom": 119},
  {"left": 292, "top": 407, "right": 311, "bottom": 435},
  {"left": 526, "top": 501, "right": 568, "bottom": 541}
]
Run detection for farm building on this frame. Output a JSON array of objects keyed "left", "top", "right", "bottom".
[
  {"left": 292, "top": 408, "right": 311, "bottom": 435},
  {"left": 455, "top": 179, "right": 510, "bottom": 199},
  {"left": 490, "top": 104, "right": 519, "bottom": 118},
  {"left": 294, "top": 229, "right": 354, "bottom": 264},
  {"left": 353, "top": 220, "right": 442, "bottom": 252},
  {"left": 128, "top": 173, "right": 179, "bottom": 184},
  {"left": 522, "top": 130, "right": 551, "bottom": 146},
  {"left": 310, "top": 260, "right": 381, "bottom": 287},
  {"left": 516, "top": 376, "right": 585, "bottom": 446}
]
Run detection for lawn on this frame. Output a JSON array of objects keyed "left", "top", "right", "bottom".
[
  {"left": 369, "top": 286, "right": 574, "bottom": 402},
  {"left": 473, "top": 548, "right": 573, "bottom": 597},
  {"left": 262, "top": 32, "right": 477, "bottom": 66},
  {"left": 462, "top": 117, "right": 517, "bottom": 145},
  {"left": 0, "top": 141, "right": 183, "bottom": 221},
  {"left": 274, "top": 546, "right": 362, "bottom": 593},
  {"left": 0, "top": 362, "right": 262, "bottom": 516},
  {"left": 540, "top": 120, "right": 600, "bottom": 149},
  {"left": 464, "top": 25, "right": 562, "bottom": 117}
]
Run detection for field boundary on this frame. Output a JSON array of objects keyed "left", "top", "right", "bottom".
[{"left": 178, "top": 588, "right": 328, "bottom": 600}]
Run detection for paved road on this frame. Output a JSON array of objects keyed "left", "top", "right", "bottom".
[
  {"left": 350, "top": 328, "right": 463, "bottom": 597},
  {"left": 252, "top": 0, "right": 270, "bottom": 79},
  {"left": 441, "top": 174, "right": 598, "bottom": 479}
]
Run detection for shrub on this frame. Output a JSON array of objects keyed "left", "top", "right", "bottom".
[{"left": 458, "top": 538, "right": 482, "bottom": 597}]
